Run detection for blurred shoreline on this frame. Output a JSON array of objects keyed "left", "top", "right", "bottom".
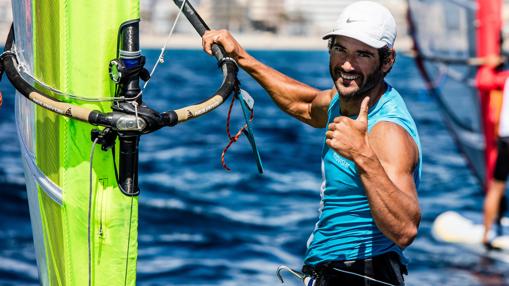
[
  {"left": 0, "top": 28, "right": 413, "bottom": 52},
  {"left": 0, "top": 30, "right": 413, "bottom": 52},
  {"left": 140, "top": 33, "right": 413, "bottom": 52}
]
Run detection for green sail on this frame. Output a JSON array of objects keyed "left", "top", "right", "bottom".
[{"left": 13, "top": 0, "right": 140, "bottom": 285}]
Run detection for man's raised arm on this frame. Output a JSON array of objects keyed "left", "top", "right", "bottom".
[{"left": 202, "top": 30, "right": 333, "bottom": 128}]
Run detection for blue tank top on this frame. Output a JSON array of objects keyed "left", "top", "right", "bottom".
[{"left": 304, "top": 84, "right": 422, "bottom": 266}]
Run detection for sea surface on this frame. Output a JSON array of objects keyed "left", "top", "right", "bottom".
[{"left": 0, "top": 49, "right": 506, "bottom": 286}]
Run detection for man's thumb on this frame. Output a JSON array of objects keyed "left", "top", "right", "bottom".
[{"left": 356, "top": 96, "right": 370, "bottom": 123}]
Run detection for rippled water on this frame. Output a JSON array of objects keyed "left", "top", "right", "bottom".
[{"left": 0, "top": 49, "right": 505, "bottom": 285}]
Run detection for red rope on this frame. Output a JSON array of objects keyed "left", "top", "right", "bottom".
[{"left": 221, "top": 94, "right": 254, "bottom": 171}]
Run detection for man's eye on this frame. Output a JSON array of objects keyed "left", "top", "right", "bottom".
[{"left": 332, "top": 46, "right": 344, "bottom": 52}]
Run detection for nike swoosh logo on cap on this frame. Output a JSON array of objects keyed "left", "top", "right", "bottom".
[{"left": 346, "top": 18, "right": 363, "bottom": 23}]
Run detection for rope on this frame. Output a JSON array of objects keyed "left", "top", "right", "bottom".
[
  {"left": 130, "top": 0, "right": 188, "bottom": 102},
  {"left": 123, "top": 196, "right": 135, "bottom": 286},
  {"left": 88, "top": 138, "right": 99, "bottom": 286},
  {"left": 221, "top": 92, "right": 254, "bottom": 171},
  {"left": 17, "top": 62, "right": 126, "bottom": 102},
  {"left": 332, "top": 267, "right": 396, "bottom": 286}
]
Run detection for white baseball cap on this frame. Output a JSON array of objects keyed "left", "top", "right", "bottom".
[{"left": 322, "top": 1, "right": 397, "bottom": 49}]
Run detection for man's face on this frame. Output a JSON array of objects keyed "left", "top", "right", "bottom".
[{"left": 329, "top": 36, "right": 389, "bottom": 99}]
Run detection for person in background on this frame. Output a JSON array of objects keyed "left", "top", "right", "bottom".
[
  {"left": 482, "top": 78, "right": 509, "bottom": 250},
  {"left": 202, "top": 1, "right": 421, "bottom": 285}
]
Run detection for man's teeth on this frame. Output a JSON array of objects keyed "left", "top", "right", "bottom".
[{"left": 340, "top": 72, "right": 360, "bottom": 80}]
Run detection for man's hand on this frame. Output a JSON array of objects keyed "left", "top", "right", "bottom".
[
  {"left": 325, "top": 96, "right": 371, "bottom": 160},
  {"left": 202, "top": 30, "right": 246, "bottom": 62}
]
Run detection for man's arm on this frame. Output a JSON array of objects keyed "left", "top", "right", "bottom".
[
  {"left": 202, "top": 30, "right": 333, "bottom": 128},
  {"left": 358, "top": 122, "right": 420, "bottom": 247},
  {"left": 326, "top": 97, "right": 420, "bottom": 247}
]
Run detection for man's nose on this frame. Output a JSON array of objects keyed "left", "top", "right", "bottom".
[{"left": 341, "top": 59, "right": 355, "bottom": 72}]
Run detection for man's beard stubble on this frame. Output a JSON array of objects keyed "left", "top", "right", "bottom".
[{"left": 331, "top": 66, "right": 385, "bottom": 101}]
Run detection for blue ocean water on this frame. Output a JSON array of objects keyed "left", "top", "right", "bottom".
[{"left": 0, "top": 49, "right": 505, "bottom": 285}]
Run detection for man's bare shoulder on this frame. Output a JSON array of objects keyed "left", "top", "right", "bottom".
[
  {"left": 325, "top": 87, "right": 337, "bottom": 100},
  {"left": 368, "top": 121, "right": 419, "bottom": 172},
  {"left": 308, "top": 87, "right": 336, "bottom": 128},
  {"left": 316, "top": 88, "right": 337, "bottom": 110}
]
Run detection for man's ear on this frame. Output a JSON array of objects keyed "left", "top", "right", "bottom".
[{"left": 382, "top": 49, "right": 395, "bottom": 73}]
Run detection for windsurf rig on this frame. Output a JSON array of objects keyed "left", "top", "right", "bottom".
[{"left": 0, "top": 0, "right": 264, "bottom": 198}]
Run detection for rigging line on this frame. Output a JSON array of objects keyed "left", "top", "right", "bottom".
[
  {"left": 147, "top": 0, "right": 188, "bottom": 83},
  {"left": 123, "top": 196, "right": 135, "bottom": 286},
  {"left": 130, "top": 0, "right": 188, "bottom": 101},
  {"left": 88, "top": 137, "right": 99, "bottom": 286},
  {"left": 104, "top": 133, "right": 134, "bottom": 284},
  {"left": 106, "top": 134, "right": 134, "bottom": 285},
  {"left": 332, "top": 267, "right": 396, "bottom": 286},
  {"left": 17, "top": 66, "right": 125, "bottom": 102}
]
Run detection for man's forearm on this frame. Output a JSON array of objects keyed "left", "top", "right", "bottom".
[
  {"left": 237, "top": 52, "right": 321, "bottom": 122},
  {"left": 202, "top": 30, "right": 327, "bottom": 125}
]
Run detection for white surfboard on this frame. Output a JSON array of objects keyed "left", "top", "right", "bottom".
[{"left": 432, "top": 211, "right": 509, "bottom": 263}]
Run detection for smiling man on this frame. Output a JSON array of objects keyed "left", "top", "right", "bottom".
[{"left": 202, "top": 1, "right": 421, "bottom": 285}]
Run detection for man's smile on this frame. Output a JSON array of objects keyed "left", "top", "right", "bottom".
[{"left": 339, "top": 71, "right": 361, "bottom": 81}]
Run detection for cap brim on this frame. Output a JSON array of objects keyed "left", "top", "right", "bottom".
[{"left": 322, "top": 30, "right": 387, "bottom": 49}]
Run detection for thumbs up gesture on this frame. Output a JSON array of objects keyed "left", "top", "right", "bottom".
[{"left": 325, "top": 97, "right": 370, "bottom": 161}]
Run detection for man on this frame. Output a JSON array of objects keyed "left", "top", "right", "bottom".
[
  {"left": 203, "top": 1, "right": 421, "bottom": 285},
  {"left": 482, "top": 78, "right": 509, "bottom": 249}
]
